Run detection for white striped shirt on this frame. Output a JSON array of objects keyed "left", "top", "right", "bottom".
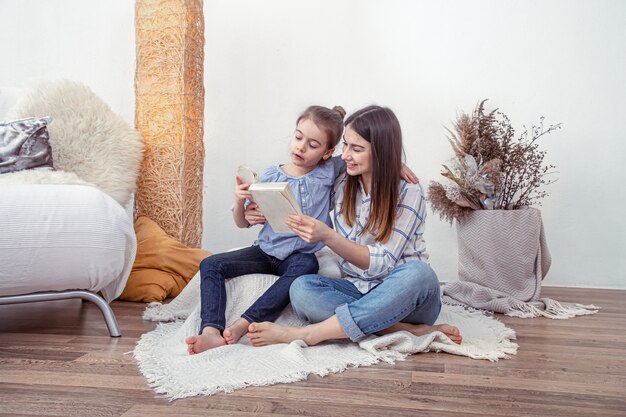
[{"left": 331, "top": 174, "right": 429, "bottom": 293}]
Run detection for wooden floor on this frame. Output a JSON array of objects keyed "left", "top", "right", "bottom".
[{"left": 0, "top": 286, "right": 624, "bottom": 417}]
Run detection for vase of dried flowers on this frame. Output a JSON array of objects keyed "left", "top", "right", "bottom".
[
  {"left": 429, "top": 100, "right": 561, "bottom": 219},
  {"left": 429, "top": 100, "right": 576, "bottom": 317}
]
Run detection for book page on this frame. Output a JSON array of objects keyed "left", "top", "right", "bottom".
[{"left": 249, "top": 182, "right": 301, "bottom": 234}]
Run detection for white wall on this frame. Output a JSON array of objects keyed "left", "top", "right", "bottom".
[
  {"left": 2, "top": 1, "right": 624, "bottom": 289},
  {"left": 204, "top": 0, "right": 626, "bottom": 289},
  {"left": 0, "top": 0, "right": 136, "bottom": 124}
]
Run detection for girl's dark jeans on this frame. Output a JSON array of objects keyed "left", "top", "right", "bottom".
[{"left": 198, "top": 245, "right": 319, "bottom": 333}]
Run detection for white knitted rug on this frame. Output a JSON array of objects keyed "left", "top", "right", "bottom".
[{"left": 134, "top": 271, "right": 518, "bottom": 400}]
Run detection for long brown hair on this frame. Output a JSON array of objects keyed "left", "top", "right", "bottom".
[{"left": 340, "top": 105, "right": 404, "bottom": 243}]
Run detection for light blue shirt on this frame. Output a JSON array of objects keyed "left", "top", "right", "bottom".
[{"left": 255, "top": 158, "right": 344, "bottom": 260}]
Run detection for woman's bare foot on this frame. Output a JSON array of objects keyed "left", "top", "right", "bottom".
[
  {"left": 223, "top": 318, "right": 251, "bottom": 344},
  {"left": 432, "top": 324, "right": 462, "bottom": 344},
  {"left": 381, "top": 322, "right": 462, "bottom": 344},
  {"left": 247, "top": 322, "right": 310, "bottom": 346},
  {"left": 185, "top": 328, "right": 226, "bottom": 354}
]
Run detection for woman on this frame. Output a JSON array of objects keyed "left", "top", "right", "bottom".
[{"left": 245, "top": 105, "right": 462, "bottom": 346}]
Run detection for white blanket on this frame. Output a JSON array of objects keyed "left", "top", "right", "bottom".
[{"left": 134, "top": 263, "right": 519, "bottom": 400}]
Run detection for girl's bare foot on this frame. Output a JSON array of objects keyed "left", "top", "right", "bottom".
[
  {"left": 185, "top": 328, "right": 226, "bottom": 354},
  {"left": 223, "top": 318, "right": 251, "bottom": 344},
  {"left": 247, "top": 322, "right": 309, "bottom": 346}
]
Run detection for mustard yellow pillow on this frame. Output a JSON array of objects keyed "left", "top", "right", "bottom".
[{"left": 119, "top": 215, "right": 211, "bottom": 302}]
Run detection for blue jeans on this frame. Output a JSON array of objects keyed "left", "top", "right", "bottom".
[
  {"left": 289, "top": 261, "right": 441, "bottom": 342},
  {"left": 199, "top": 245, "right": 319, "bottom": 333}
]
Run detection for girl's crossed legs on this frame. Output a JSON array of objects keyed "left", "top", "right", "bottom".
[{"left": 186, "top": 245, "right": 318, "bottom": 354}]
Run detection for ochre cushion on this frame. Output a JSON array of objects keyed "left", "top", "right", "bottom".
[{"left": 119, "top": 215, "right": 211, "bottom": 302}]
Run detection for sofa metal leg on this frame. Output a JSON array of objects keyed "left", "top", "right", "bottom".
[
  {"left": 74, "top": 291, "right": 122, "bottom": 337},
  {"left": 0, "top": 290, "right": 122, "bottom": 337}
]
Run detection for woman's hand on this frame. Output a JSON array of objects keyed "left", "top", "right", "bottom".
[
  {"left": 244, "top": 202, "right": 266, "bottom": 225},
  {"left": 286, "top": 214, "right": 333, "bottom": 243},
  {"left": 401, "top": 164, "right": 419, "bottom": 184},
  {"left": 235, "top": 176, "right": 253, "bottom": 203}
]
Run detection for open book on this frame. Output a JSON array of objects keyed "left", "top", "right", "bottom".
[{"left": 237, "top": 165, "right": 302, "bottom": 234}]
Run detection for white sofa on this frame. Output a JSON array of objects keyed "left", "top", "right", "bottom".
[{"left": 0, "top": 80, "right": 143, "bottom": 336}]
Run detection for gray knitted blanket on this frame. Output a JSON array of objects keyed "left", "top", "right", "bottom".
[{"left": 443, "top": 208, "right": 598, "bottom": 319}]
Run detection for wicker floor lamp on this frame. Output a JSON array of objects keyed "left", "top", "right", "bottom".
[{"left": 134, "top": 0, "right": 205, "bottom": 248}]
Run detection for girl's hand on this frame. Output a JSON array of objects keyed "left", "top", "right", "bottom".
[
  {"left": 244, "top": 203, "right": 266, "bottom": 225},
  {"left": 401, "top": 164, "right": 419, "bottom": 184},
  {"left": 235, "top": 176, "right": 253, "bottom": 203},
  {"left": 286, "top": 214, "right": 332, "bottom": 243}
]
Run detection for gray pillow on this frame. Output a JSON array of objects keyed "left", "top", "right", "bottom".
[{"left": 0, "top": 116, "right": 53, "bottom": 174}]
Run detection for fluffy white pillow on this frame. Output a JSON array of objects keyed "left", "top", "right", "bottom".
[{"left": 5, "top": 80, "right": 144, "bottom": 207}]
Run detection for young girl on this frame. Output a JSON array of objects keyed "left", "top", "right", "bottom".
[
  {"left": 246, "top": 105, "right": 462, "bottom": 347},
  {"left": 185, "top": 105, "right": 346, "bottom": 354}
]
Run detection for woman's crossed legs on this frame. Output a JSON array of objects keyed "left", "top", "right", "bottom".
[{"left": 248, "top": 261, "right": 462, "bottom": 346}]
